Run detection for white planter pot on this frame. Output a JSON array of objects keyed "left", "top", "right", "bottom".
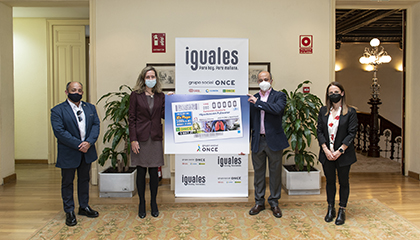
[
  {"left": 282, "top": 165, "right": 321, "bottom": 195},
  {"left": 99, "top": 168, "right": 137, "bottom": 197}
]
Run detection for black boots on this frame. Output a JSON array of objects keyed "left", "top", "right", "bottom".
[
  {"left": 151, "top": 201, "right": 159, "bottom": 217},
  {"left": 335, "top": 207, "right": 346, "bottom": 225},
  {"left": 138, "top": 203, "right": 146, "bottom": 218},
  {"left": 325, "top": 204, "right": 346, "bottom": 225},
  {"left": 324, "top": 204, "right": 336, "bottom": 222}
]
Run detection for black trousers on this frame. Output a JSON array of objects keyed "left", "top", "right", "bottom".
[
  {"left": 136, "top": 166, "right": 159, "bottom": 212},
  {"left": 61, "top": 155, "right": 91, "bottom": 213},
  {"left": 322, "top": 160, "right": 351, "bottom": 208}
]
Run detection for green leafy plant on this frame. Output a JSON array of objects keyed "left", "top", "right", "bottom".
[
  {"left": 282, "top": 80, "right": 323, "bottom": 171},
  {"left": 96, "top": 85, "right": 132, "bottom": 172}
]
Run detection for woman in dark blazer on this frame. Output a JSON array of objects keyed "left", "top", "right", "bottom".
[
  {"left": 317, "top": 81, "right": 358, "bottom": 225},
  {"left": 129, "top": 66, "right": 165, "bottom": 218}
]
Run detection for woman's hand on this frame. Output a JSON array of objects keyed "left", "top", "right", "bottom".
[
  {"left": 131, "top": 141, "right": 140, "bottom": 154},
  {"left": 324, "top": 148, "right": 336, "bottom": 161},
  {"left": 331, "top": 150, "right": 342, "bottom": 160}
]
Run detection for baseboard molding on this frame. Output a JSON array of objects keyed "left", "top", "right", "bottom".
[
  {"left": 15, "top": 159, "right": 48, "bottom": 164},
  {"left": 408, "top": 171, "right": 420, "bottom": 180},
  {"left": 3, "top": 173, "right": 17, "bottom": 184}
]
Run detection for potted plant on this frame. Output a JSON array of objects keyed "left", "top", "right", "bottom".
[
  {"left": 281, "top": 80, "right": 323, "bottom": 195},
  {"left": 96, "top": 85, "right": 137, "bottom": 197}
]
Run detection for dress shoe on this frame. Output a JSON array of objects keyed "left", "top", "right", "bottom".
[
  {"left": 151, "top": 202, "right": 159, "bottom": 217},
  {"left": 78, "top": 206, "right": 99, "bottom": 218},
  {"left": 249, "top": 204, "right": 265, "bottom": 215},
  {"left": 138, "top": 212, "right": 146, "bottom": 218},
  {"left": 271, "top": 206, "right": 282, "bottom": 218},
  {"left": 335, "top": 207, "right": 346, "bottom": 225},
  {"left": 65, "top": 211, "right": 77, "bottom": 226},
  {"left": 324, "top": 204, "right": 336, "bottom": 222},
  {"left": 151, "top": 211, "right": 159, "bottom": 217},
  {"left": 139, "top": 203, "right": 146, "bottom": 218}
]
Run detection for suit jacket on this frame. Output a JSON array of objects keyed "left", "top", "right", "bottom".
[
  {"left": 51, "top": 100, "right": 100, "bottom": 169},
  {"left": 317, "top": 106, "right": 358, "bottom": 166},
  {"left": 250, "top": 89, "right": 289, "bottom": 152},
  {"left": 128, "top": 91, "right": 165, "bottom": 142}
]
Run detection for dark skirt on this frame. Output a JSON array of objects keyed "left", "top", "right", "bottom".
[{"left": 130, "top": 137, "right": 164, "bottom": 168}]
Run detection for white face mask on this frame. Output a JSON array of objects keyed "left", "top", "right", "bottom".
[
  {"left": 145, "top": 79, "right": 157, "bottom": 88},
  {"left": 259, "top": 81, "right": 271, "bottom": 91}
]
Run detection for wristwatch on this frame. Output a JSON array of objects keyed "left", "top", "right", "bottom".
[{"left": 339, "top": 147, "right": 345, "bottom": 154}]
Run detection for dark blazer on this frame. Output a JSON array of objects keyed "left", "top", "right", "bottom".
[
  {"left": 51, "top": 100, "right": 100, "bottom": 169},
  {"left": 128, "top": 91, "right": 165, "bottom": 142},
  {"left": 250, "top": 89, "right": 289, "bottom": 152},
  {"left": 317, "top": 106, "right": 358, "bottom": 166}
]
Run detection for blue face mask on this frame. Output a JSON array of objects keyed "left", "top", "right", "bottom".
[
  {"left": 145, "top": 79, "right": 157, "bottom": 88},
  {"left": 68, "top": 93, "right": 82, "bottom": 103}
]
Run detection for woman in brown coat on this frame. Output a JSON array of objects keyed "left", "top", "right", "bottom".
[{"left": 129, "top": 66, "right": 165, "bottom": 218}]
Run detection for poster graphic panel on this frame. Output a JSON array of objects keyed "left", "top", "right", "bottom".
[
  {"left": 175, "top": 38, "right": 249, "bottom": 95},
  {"left": 165, "top": 94, "right": 249, "bottom": 154},
  {"left": 175, "top": 154, "right": 248, "bottom": 197}
]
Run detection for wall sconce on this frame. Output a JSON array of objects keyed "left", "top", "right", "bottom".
[
  {"left": 335, "top": 64, "right": 342, "bottom": 72},
  {"left": 397, "top": 64, "right": 403, "bottom": 72}
]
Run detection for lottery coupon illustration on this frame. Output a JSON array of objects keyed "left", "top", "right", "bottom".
[{"left": 172, "top": 97, "right": 243, "bottom": 143}]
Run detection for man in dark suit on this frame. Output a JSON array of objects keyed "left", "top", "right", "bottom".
[
  {"left": 51, "top": 82, "right": 100, "bottom": 226},
  {"left": 247, "top": 71, "right": 289, "bottom": 218}
]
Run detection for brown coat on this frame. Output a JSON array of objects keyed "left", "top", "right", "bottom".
[{"left": 128, "top": 91, "right": 165, "bottom": 142}]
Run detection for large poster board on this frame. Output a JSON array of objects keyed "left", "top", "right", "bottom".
[{"left": 172, "top": 38, "right": 249, "bottom": 197}]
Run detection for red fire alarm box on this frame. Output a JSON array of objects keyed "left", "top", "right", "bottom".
[{"left": 299, "top": 35, "right": 313, "bottom": 54}]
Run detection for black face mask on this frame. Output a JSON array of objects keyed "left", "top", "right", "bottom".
[
  {"left": 329, "top": 93, "right": 342, "bottom": 103},
  {"left": 68, "top": 93, "right": 82, "bottom": 103}
]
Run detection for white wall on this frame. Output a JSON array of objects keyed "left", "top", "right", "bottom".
[
  {"left": 13, "top": 18, "right": 48, "bottom": 160},
  {"left": 406, "top": 2, "right": 420, "bottom": 177},
  {"left": 0, "top": 2, "right": 14, "bottom": 185},
  {"left": 93, "top": 0, "right": 334, "bottom": 176}
]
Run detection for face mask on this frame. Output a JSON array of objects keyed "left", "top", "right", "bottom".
[
  {"left": 145, "top": 79, "right": 157, "bottom": 88},
  {"left": 329, "top": 93, "right": 342, "bottom": 103},
  {"left": 68, "top": 93, "right": 82, "bottom": 103},
  {"left": 259, "top": 81, "right": 271, "bottom": 91}
]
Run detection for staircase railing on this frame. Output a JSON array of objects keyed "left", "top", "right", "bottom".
[{"left": 355, "top": 112, "right": 402, "bottom": 161}]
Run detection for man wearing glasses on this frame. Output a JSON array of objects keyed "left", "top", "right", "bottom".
[{"left": 51, "top": 82, "right": 100, "bottom": 226}]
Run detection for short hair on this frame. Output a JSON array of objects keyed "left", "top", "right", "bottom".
[
  {"left": 66, "top": 82, "right": 83, "bottom": 91},
  {"left": 257, "top": 70, "right": 272, "bottom": 80}
]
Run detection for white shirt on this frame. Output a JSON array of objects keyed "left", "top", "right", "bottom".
[
  {"left": 327, "top": 106, "right": 341, "bottom": 151},
  {"left": 67, "top": 99, "right": 86, "bottom": 141}
]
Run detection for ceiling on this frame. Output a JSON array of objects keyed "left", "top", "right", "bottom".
[{"left": 336, "top": 9, "right": 404, "bottom": 49}]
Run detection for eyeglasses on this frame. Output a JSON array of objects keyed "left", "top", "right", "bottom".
[{"left": 77, "top": 110, "right": 83, "bottom": 122}]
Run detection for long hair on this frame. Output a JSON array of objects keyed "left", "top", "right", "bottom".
[
  {"left": 325, "top": 81, "right": 349, "bottom": 116},
  {"left": 133, "top": 66, "right": 162, "bottom": 94}
]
